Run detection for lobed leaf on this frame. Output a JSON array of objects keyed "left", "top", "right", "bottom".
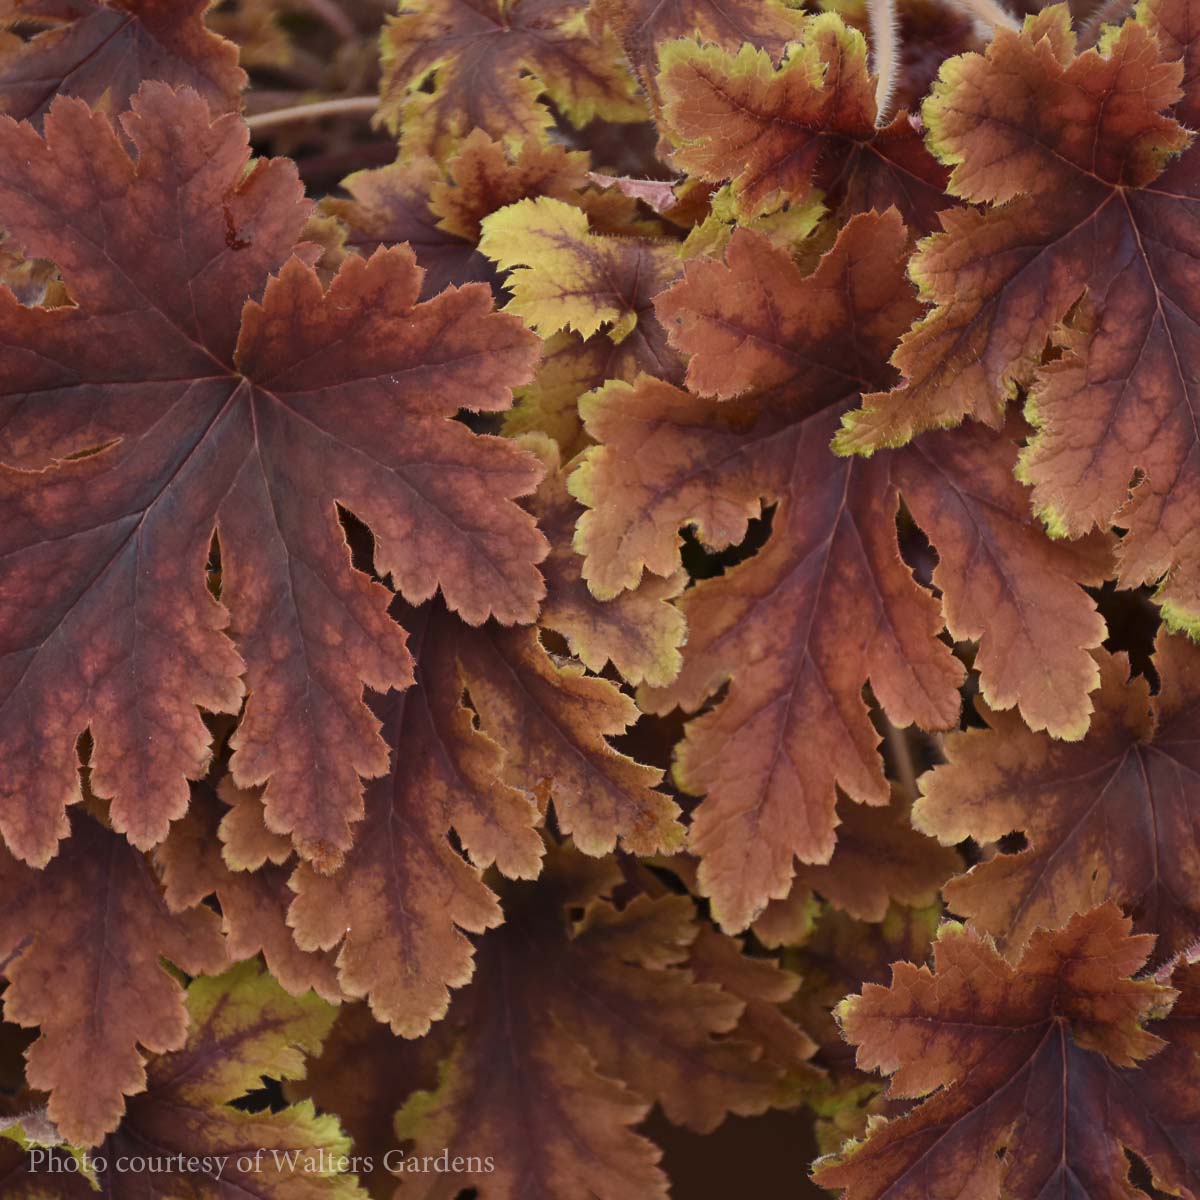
[
  {"left": 0, "top": 84, "right": 546, "bottom": 871},
  {"left": 572, "top": 211, "right": 1109, "bottom": 930},
  {"left": 0, "top": 809, "right": 227, "bottom": 1145},
  {"left": 918, "top": 629, "right": 1200, "bottom": 961},
  {"left": 658, "top": 15, "right": 949, "bottom": 230},
  {"left": 0, "top": 0, "right": 245, "bottom": 125},
  {"left": 837, "top": 0, "right": 1200, "bottom": 628},
  {"left": 389, "top": 843, "right": 810, "bottom": 1199},
  {"left": 378, "top": 0, "right": 645, "bottom": 157},
  {"left": 815, "top": 907, "right": 1196, "bottom": 1200}
]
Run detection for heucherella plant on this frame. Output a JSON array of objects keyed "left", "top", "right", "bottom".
[{"left": 0, "top": 0, "right": 1197, "bottom": 1196}]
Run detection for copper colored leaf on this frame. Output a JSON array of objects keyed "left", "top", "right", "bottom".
[
  {"left": 378, "top": 0, "right": 644, "bottom": 157},
  {"left": 571, "top": 211, "right": 1109, "bottom": 930},
  {"left": 453, "top": 614, "right": 684, "bottom": 858},
  {"left": 0, "top": 84, "right": 546, "bottom": 871},
  {"left": 836, "top": 2, "right": 1200, "bottom": 629},
  {"left": 814, "top": 906, "right": 1194, "bottom": 1200},
  {"left": 658, "top": 15, "right": 949, "bottom": 230},
  {"left": 0, "top": 809, "right": 228, "bottom": 1146},
  {"left": 323, "top": 131, "right": 591, "bottom": 301},
  {"left": 156, "top": 777, "right": 344, "bottom": 1003},
  {"left": 590, "top": 0, "right": 806, "bottom": 101},
  {"left": 758, "top": 791, "right": 961, "bottom": 931},
  {"left": 917, "top": 630, "right": 1200, "bottom": 961},
  {"left": 391, "top": 844, "right": 806, "bottom": 1199},
  {"left": 289, "top": 603, "right": 542, "bottom": 1038},
  {"left": 524, "top": 433, "right": 686, "bottom": 688},
  {"left": 0, "top": 0, "right": 246, "bottom": 124},
  {"left": 2, "top": 963, "right": 366, "bottom": 1196}
]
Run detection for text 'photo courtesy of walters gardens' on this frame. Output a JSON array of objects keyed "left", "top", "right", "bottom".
[{"left": 0, "top": 0, "right": 1199, "bottom": 1198}]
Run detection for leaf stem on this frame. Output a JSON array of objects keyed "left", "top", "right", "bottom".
[
  {"left": 245, "top": 95, "right": 379, "bottom": 134},
  {"left": 302, "top": 0, "right": 358, "bottom": 42},
  {"left": 1078, "top": 0, "right": 1135, "bottom": 47},
  {"left": 867, "top": 0, "right": 901, "bottom": 127},
  {"left": 883, "top": 717, "right": 920, "bottom": 805}
]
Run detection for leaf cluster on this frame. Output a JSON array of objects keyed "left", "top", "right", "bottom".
[{"left": 1, "top": 0, "right": 1200, "bottom": 1197}]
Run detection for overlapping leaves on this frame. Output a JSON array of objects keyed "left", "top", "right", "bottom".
[
  {"left": 839, "top": 0, "right": 1200, "bottom": 630},
  {"left": 571, "top": 210, "right": 1109, "bottom": 931},
  {"left": 3, "top": 0, "right": 1200, "bottom": 1198}
]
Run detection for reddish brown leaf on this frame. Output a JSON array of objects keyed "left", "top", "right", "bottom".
[
  {"left": 525, "top": 433, "right": 686, "bottom": 688},
  {"left": 289, "top": 603, "right": 542, "bottom": 1037},
  {"left": 758, "top": 790, "right": 961, "bottom": 932},
  {"left": 589, "top": 0, "right": 805, "bottom": 101},
  {"left": 836, "top": 2, "right": 1200, "bottom": 629},
  {"left": 390, "top": 843, "right": 807, "bottom": 1199},
  {"left": 156, "top": 776, "right": 344, "bottom": 1004},
  {"left": 0, "top": 809, "right": 227, "bottom": 1145},
  {"left": 0, "top": 84, "right": 546, "bottom": 870},
  {"left": 453, "top": 614, "right": 684, "bottom": 858},
  {"left": 917, "top": 630, "right": 1200, "bottom": 961},
  {"left": 658, "top": 14, "right": 949, "bottom": 230},
  {"left": 290, "top": 1002, "right": 452, "bottom": 1196},
  {"left": 571, "top": 211, "right": 1109, "bottom": 930},
  {"left": 0, "top": 0, "right": 245, "bottom": 125},
  {"left": 379, "top": 0, "right": 644, "bottom": 157},
  {"left": 323, "top": 130, "right": 592, "bottom": 301},
  {"left": 814, "top": 906, "right": 1195, "bottom": 1200}
]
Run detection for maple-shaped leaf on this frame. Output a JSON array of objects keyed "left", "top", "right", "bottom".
[
  {"left": 0, "top": 0, "right": 246, "bottom": 124},
  {"left": 0, "top": 84, "right": 546, "bottom": 871},
  {"left": 658, "top": 15, "right": 949, "bottom": 230},
  {"left": 390, "top": 843, "right": 806, "bottom": 1199},
  {"left": 813, "top": 905, "right": 1198, "bottom": 1200},
  {"left": 378, "top": 0, "right": 644, "bottom": 158},
  {"left": 156, "top": 775, "right": 344, "bottom": 1003},
  {"left": 835, "top": 2, "right": 1200, "bottom": 629},
  {"left": 525, "top": 433, "right": 685, "bottom": 687},
  {"left": 916, "top": 630, "right": 1200, "bottom": 961},
  {"left": 589, "top": 0, "right": 805, "bottom": 102},
  {"left": 480, "top": 195, "right": 681, "bottom": 342},
  {"left": 289, "top": 602, "right": 542, "bottom": 1038},
  {"left": 324, "top": 130, "right": 592, "bottom": 301},
  {"left": 2, "top": 963, "right": 365, "bottom": 1196},
  {"left": 0, "top": 808, "right": 227, "bottom": 1145},
  {"left": 571, "top": 210, "right": 1110, "bottom": 930}
]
